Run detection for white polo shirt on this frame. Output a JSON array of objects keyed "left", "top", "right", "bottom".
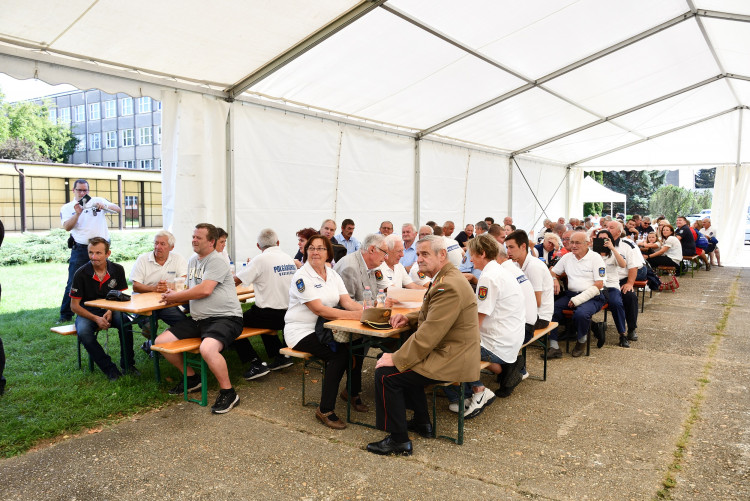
[
  {"left": 662, "top": 235, "right": 683, "bottom": 264},
  {"left": 614, "top": 238, "right": 642, "bottom": 280},
  {"left": 476, "top": 260, "right": 525, "bottom": 363},
  {"left": 444, "top": 237, "right": 464, "bottom": 267},
  {"left": 409, "top": 264, "right": 432, "bottom": 286},
  {"left": 60, "top": 197, "right": 113, "bottom": 244},
  {"left": 283, "top": 262, "right": 349, "bottom": 348},
  {"left": 600, "top": 252, "right": 622, "bottom": 289},
  {"left": 551, "top": 249, "right": 606, "bottom": 292},
  {"left": 376, "top": 261, "right": 413, "bottom": 290},
  {"left": 699, "top": 225, "right": 716, "bottom": 240},
  {"left": 130, "top": 251, "right": 188, "bottom": 288},
  {"left": 500, "top": 260, "right": 537, "bottom": 325},
  {"left": 236, "top": 246, "right": 296, "bottom": 310},
  {"left": 520, "top": 254, "right": 554, "bottom": 322}
]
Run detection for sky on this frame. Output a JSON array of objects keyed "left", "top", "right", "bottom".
[{"left": 0, "top": 73, "right": 77, "bottom": 102}]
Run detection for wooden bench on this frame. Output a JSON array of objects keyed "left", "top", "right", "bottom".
[
  {"left": 682, "top": 255, "right": 698, "bottom": 278},
  {"left": 633, "top": 280, "right": 649, "bottom": 313},
  {"left": 562, "top": 303, "right": 608, "bottom": 356},
  {"left": 279, "top": 347, "right": 326, "bottom": 408},
  {"left": 520, "top": 321, "right": 558, "bottom": 381},
  {"left": 237, "top": 292, "right": 255, "bottom": 303},
  {"left": 50, "top": 324, "right": 90, "bottom": 371},
  {"left": 151, "top": 327, "right": 276, "bottom": 406}
]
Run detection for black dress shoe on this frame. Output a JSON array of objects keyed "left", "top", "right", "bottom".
[
  {"left": 627, "top": 330, "right": 638, "bottom": 341},
  {"left": 366, "top": 436, "right": 413, "bottom": 456},
  {"left": 407, "top": 419, "right": 433, "bottom": 438},
  {"left": 619, "top": 335, "right": 631, "bottom": 348}
]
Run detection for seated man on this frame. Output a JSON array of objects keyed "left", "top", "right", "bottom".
[
  {"left": 505, "top": 230, "right": 554, "bottom": 331},
  {"left": 129, "top": 230, "right": 188, "bottom": 348},
  {"left": 368, "top": 235, "right": 480, "bottom": 456},
  {"left": 233, "top": 228, "right": 296, "bottom": 380},
  {"left": 549, "top": 231, "right": 606, "bottom": 358},
  {"left": 333, "top": 233, "right": 389, "bottom": 411},
  {"left": 409, "top": 226, "right": 434, "bottom": 286},
  {"left": 70, "top": 237, "right": 134, "bottom": 381},
  {"left": 377, "top": 234, "right": 424, "bottom": 291},
  {"left": 155, "top": 223, "right": 244, "bottom": 414},
  {"left": 454, "top": 223, "right": 474, "bottom": 248}
]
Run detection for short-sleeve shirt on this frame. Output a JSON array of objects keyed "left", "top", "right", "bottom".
[
  {"left": 376, "top": 261, "right": 413, "bottom": 290},
  {"left": 662, "top": 235, "right": 683, "bottom": 264},
  {"left": 400, "top": 240, "right": 417, "bottom": 268},
  {"left": 60, "top": 197, "right": 113, "bottom": 244},
  {"left": 614, "top": 238, "right": 643, "bottom": 280},
  {"left": 130, "top": 251, "right": 188, "bottom": 287},
  {"left": 444, "top": 237, "right": 463, "bottom": 267},
  {"left": 186, "top": 251, "right": 242, "bottom": 320},
  {"left": 70, "top": 260, "right": 128, "bottom": 313},
  {"left": 600, "top": 252, "right": 622, "bottom": 289},
  {"left": 551, "top": 249, "right": 606, "bottom": 292},
  {"left": 475, "top": 260, "right": 525, "bottom": 363},
  {"left": 500, "top": 260, "right": 537, "bottom": 325},
  {"left": 675, "top": 225, "right": 696, "bottom": 256},
  {"left": 699, "top": 225, "right": 716, "bottom": 240},
  {"left": 235, "top": 246, "right": 296, "bottom": 310},
  {"left": 409, "top": 264, "right": 432, "bottom": 286},
  {"left": 520, "top": 254, "right": 554, "bottom": 321},
  {"left": 283, "top": 262, "right": 349, "bottom": 348},
  {"left": 454, "top": 231, "right": 472, "bottom": 248}
]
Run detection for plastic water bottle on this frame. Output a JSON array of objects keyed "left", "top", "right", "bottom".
[
  {"left": 363, "top": 286, "right": 373, "bottom": 309},
  {"left": 229, "top": 260, "right": 236, "bottom": 275},
  {"left": 376, "top": 289, "right": 386, "bottom": 308},
  {"left": 166, "top": 270, "right": 176, "bottom": 290}
]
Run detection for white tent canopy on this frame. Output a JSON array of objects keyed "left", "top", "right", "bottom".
[
  {"left": 579, "top": 176, "right": 627, "bottom": 217},
  {"left": 1, "top": 0, "right": 749, "bottom": 262}
]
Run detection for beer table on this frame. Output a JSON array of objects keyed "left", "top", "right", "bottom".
[{"left": 85, "top": 285, "right": 253, "bottom": 381}]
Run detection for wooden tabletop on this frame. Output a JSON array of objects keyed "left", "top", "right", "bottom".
[
  {"left": 84, "top": 284, "right": 254, "bottom": 314},
  {"left": 324, "top": 307, "right": 419, "bottom": 338}
]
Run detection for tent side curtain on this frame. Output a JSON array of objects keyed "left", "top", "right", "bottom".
[
  {"left": 712, "top": 165, "right": 750, "bottom": 266},
  {"left": 511, "top": 157, "right": 568, "bottom": 236}
]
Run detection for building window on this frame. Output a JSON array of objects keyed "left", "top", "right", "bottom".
[
  {"left": 105, "top": 131, "right": 117, "bottom": 149},
  {"left": 139, "top": 159, "right": 153, "bottom": 170},
  {"left": 105, "top": 161, "right": 117, "bottom": 167},
  {"left": 89, "top": 102, "right": 100, "bottom": 120},
  {"left": 104, "top": 100, "right": 116, "bottom": 118},
  {"left": 75, "top": 135, "right": 86, "bottom": 151},
  {"left": 73, "top": 105, "right": 85, "bottom": 122},
  {"left": 120, "top": 97, "right": 133, "bottom": 115},
  {"left": 137, "top": 97, "right": 152, "bottom": 113},
  {"left": 121, "top": 160, "right": 134, "bottom": 168},
  {"left": 155, "top": 126, "right": 162, "bottom": 144},
  {"left": 91, "top": 162, "right": 101, "bottom": 166},
  {"left": 58, "top": 108, "right": 71, "bottom": 123},
  {"left": 121, "top": 129, "right": 134, "bottom": 147},
  {"left": 156, "top": 101, "right": 162, "bottom": 111},
  {"left": 124, "top": 195, "right": 139, "bottom": 208},
  {"left": 158, "top": 159, "right": 162, "bottom": 170},
  {"left": 138, "top": 127, "right": 152, "bottom": 145},
  {"left": 48, "top": 108, "right": 57, "bottom": 122},
  {"left": 89, "top": 133, "right": 101, "bottom": 150}
]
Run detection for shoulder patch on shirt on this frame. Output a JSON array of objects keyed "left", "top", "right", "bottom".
[
  {"left": 295, "top": 278, "right": 305, "bottom": 292},
  {"left": 417, "top": 271, "right": 426, "bottom": 279},
  {"left": 108, "top": 279, "right": 117, "bottom": 288},
  {"left": 478, "top": 286, "right": 488, "bottom": 300},
  {"left": 599, "top": 267, "right": 606, "bottom": 277},
  {"left": 374, "top": 269, "right": 383, "bottom": 281}
]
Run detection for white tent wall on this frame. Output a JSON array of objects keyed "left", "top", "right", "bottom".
[
  {"left": 712, "top": 164, "right": 750, "bottom": 266},
  {"left": 567, "top": 168, "right": 584, "bottom": 220},
  {"left": 417, "top": 140, "right": 471, "bottom": 227},
  {"left": 462, "top": 149, "right": 511, "bottom": 228},
  {"left": 511, "top": 157, "right": 568, "bottom": 236},
  {"left": 161, "top": 91, "right": 230, "bottom": 259}
]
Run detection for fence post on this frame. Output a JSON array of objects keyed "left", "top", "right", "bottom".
[
  {"left": 15, "top": 165, "right": 27, "bottom": 232},
  {"left": 117, "top": 175, "right": 123, "bottom": 230},
  {"left": 140, "top": 181, "right": 146, "bottom": 228}
]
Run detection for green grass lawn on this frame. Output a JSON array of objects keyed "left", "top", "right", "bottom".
[{"left": 0, "top": 260, "right": 266, "bottom": 458}]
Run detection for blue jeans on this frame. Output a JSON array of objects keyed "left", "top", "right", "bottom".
[
  {"left": 60, "top": 244, "right": 89, "bottom": 319},
  {"left": 76, "top": 308, "right": 134, "bottom": 374},
  {"left": 136, "top": 306, "right": 187, "bottom": 332},
  {"left": 445, "top": 347, "right": 508, "bottom": 401},
  {"left": 605, "top": 287, "right": 627, "bottom": 334},
  {"left": 551, "top": 291, "right": 606, "bottom": 342}
]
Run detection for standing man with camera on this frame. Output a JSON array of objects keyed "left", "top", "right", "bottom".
[{"left": 59, "top": 179, "right": 121, "bottom": 323}]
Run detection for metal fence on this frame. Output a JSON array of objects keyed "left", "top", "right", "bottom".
[{"left": 0, "top": 163, "right": 162, "bottom": 232}]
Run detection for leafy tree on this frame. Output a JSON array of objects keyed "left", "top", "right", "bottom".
[
  {"left": 0, "top": 137, "right": 45, "bottom": 161},
  {"left": 583, "top": 171, "right": 603, "bottom": 216},
  {"left": 601, "top": 170, "right": 667, "bottom": 216},
  {"left": 648, "top": 186, "right": 712, "bottom": 222},
  {"left": 694, "top": 168, "right": 715, "bottom": 189},
  {"left": 0, "top": 92, "right": 78, "bottom": 162}
]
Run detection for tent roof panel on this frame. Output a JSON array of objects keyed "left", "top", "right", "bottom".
[
  {"left": 702, "top": 17, "right": 750, "bottom": 77},
  {"left": 531, "top": 123, "right": 642, "bottom": 165},
  {"left": 729, "top": 79, "right": 750, "bottom": 106},
  {"left": 544, "top": 21, "right": 720, "bottom": 116},
  {"left": 438, "top": 88, "right": 596, "bottom": 151},
  {"left": 695, "top": 0, "right": 750, "bottom": 16},
  {"left": 247, "top": 8, "right": 525, "bottom": 130}
]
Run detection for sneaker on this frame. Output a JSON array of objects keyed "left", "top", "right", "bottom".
[
  {"left": 267, "top": 355, "right": 293, "bottom": 371},
  {"left": 464, "top": 388, "right": 496, "bottom": 419},
  {"left": 243, "top": 362, "right": 270, "bottom": 380},
  {"left": 141, "top": 340, "right": 154, "bottom": 358},
  {"left": 211, "top": 389, "right": 240, "bottom": 414},
  {"left": 448, "top": 397, "right": 471, "bottom": 413},
  {"left": 520, "top": 369, "right": 530, "bottom": 380},
  {"left": 168, "top": 374, "right": 202, "bottom": 395}
]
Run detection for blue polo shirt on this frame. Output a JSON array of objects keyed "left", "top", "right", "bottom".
[
  {"left": 400, "top": 240, "right": 417, "bottom": 268},
  {"left": 335, "top": 233, "right": 360, "bottom": 254}
]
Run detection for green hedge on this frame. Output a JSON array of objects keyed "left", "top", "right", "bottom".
[{"left": 0, "top": 229, "right": 155, "bottom": 266}]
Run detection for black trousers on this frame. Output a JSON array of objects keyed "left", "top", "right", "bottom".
[
  {"left": 232, "top": 306, "right": 286, "bottom": 364},
  {"left": 374, "top": 366, "right": 442, "bottom": 443},
  {"left": 618, "top": 277, "right": 638, "bottom": 332},
  {"left": 647, "top": 255, "right": 681, "bottom": 276},
  {"left": 293, "top": 333, "right": 349, "bottom": 414}
]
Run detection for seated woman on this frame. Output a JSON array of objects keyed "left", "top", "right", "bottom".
[
  {"left": 533, "top": 233, "right": 562, "bottom": 267},
  {"left": 646, "top": 223, "right": 683, "bottom": 275},
  {"left": 595, "top": 230, "right": 629, "bottom": 348},
  {"left": 293, "top": 227, "right": 317, "bottom": 269},
  {"left": 639, "top": 232, "right": 661, "bottom": 258},
  {"left": 283, "top": 235, "right": 364, "bottom": 430}
]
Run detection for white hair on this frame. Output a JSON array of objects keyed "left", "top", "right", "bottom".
[
  {"left": 402, "top": 223, "right": 417, "bottom": 233},
  {"left": 362, "top": 233, "right": 385, "bottom": 250},
  {"left": 155, "top": 230, "right": 175, "bottom": 247},
  {"left": 257, "top": 228, "right": 279, "bottom": 250},
  {"left": 417, "top": 235, "right": 447, "bottom": 254},
  {"left": 383, "top": 233, "right": 402, "bottom": 250}
]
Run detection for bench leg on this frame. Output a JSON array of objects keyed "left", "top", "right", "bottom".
[
  {"left": 301, "top": 358, "right": 324, "bottom": 408},
  {"left": 182, "top": 352, "right": 208, "bottom": 407}
]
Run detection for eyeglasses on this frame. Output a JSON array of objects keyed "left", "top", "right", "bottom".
[
  {"left": 74, "top": 188, "right": 88, "bottom": 193},
  {"left": 375, "top": 247, "right": 389, "bottom": 257},
  {"left": 308, "top": 246, "right": 327, "bottom": 253}
]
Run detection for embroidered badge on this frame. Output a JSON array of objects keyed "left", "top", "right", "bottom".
[
  {"left": 374, "top": 269, "right": 383, "bottom": 281},
  {"left": 417, "top": 272, "right": 426, "bottom": 279},
  {"left": 478, "top": 286, "right": 488, "bottom": 300},
  {"left": 383, "top": 310, "right": 391, "bottom": 317},
  {"left": 599, "top": 267, "right": 606, "bottom": 277},
  {"left": 108, "top": 279, "right": 117, "bottom": 288},
  {"left": 296, "top": 278, "right": 305, "bottom": 292}
]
